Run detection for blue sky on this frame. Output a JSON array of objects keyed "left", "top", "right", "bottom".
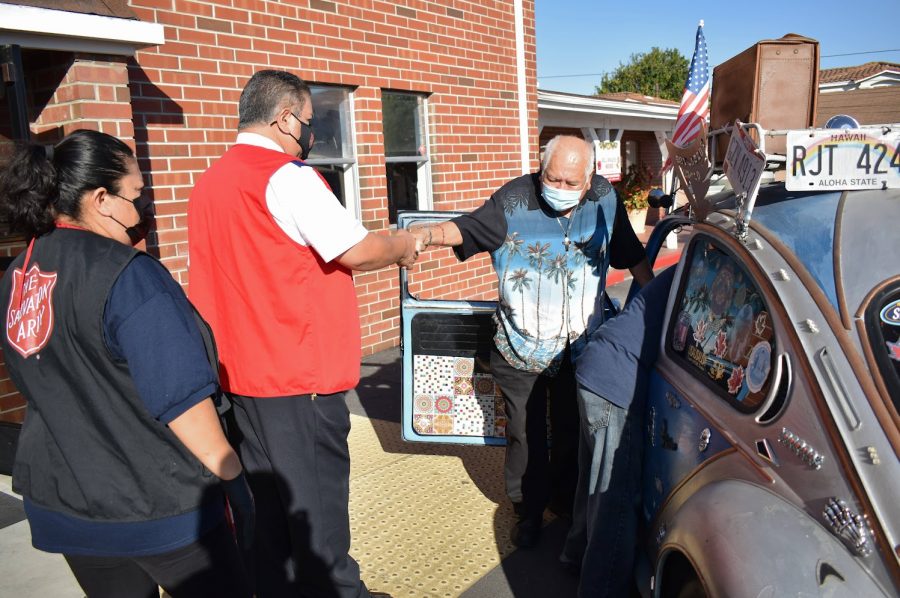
[{"left": 535, "top": 0, "right": 900, "bottom": 95}]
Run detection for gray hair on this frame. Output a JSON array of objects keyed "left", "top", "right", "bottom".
[
  {"left": 238, "top": 70, "right": 310, "bottom": 129},
  {"left": 541, "top": 135, "right": 594, "bottom": 183}
]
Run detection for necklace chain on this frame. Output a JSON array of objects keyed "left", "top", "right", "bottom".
[{"left": 555, "top": 214, "right": 574, "bottom": 251}]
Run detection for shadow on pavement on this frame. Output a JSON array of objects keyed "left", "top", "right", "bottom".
[{"left": 348, "top": 348, "right": 578, "bottom": 598}]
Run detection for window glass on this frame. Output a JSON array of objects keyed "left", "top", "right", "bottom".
[
  {"left": 624, "top": 139, "right": 638, "bottom": 172},
  {"left": 308, "top": 86, "right": 351, "bottom": 161},
  {"left": 668, "top": 239, "right": 776, "bottom": 412},
  {"left": 1, "top": 45, "right": 30, "bottom": 246},
  {"left": 382, "top": 91, "right": 430, "bottom": 224},
  {"left": 383, "top": 92, "right": 424, "bottom": 158},
  {"left": 305, "top": 85, "right": 357, "bottom": 211},
  {"left": 866, "top": 285, "right": 900, "bottom": 411},
  {"left": 386, "top": 162, "right": 419, "bottom": 223}
]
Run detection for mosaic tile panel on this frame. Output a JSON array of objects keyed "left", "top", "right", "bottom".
[{"left": 412, "top": 354, "right": 504, "bottom": 437}]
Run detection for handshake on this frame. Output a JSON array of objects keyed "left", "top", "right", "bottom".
[{"left": 391, "top": 224, "right": 447, "bottom": 269}]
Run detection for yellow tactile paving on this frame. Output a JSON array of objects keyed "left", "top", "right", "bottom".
[{"left": 348, "top": 415, "right": 526, "bottom": 597}]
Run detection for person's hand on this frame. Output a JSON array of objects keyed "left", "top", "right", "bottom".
[
  {"left": 411, "top": 226, "right": 429, "bottom": 254},
  {"left": 392, "top": 228, "right": 419, "bottom": 269},
  {"left": 222, "top": 471, "right": 255, "bottom": 549}
]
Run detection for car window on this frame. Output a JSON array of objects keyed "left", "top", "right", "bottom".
[
  {"left": 668, "top": 238, "right": 776, "bottom": 413},
  {"left": 866, "top": 283, "right": 900, "bottom": 412}
]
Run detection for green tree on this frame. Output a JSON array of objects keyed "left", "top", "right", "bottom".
[{"left": 596, "top": 47, "right": 689, "bottom": 101}]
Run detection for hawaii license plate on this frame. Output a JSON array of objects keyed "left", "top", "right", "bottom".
[{"left": 786, "top": 128, "right": 900, "bottom": 191}]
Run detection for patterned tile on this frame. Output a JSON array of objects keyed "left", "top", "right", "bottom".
[
  {"left": 453, "top": 376, "right": 474, "bottom": 396},
  {"left": 413, "top": 355, "right": 455, "bottom": 395},
  {"left": 433, "top": 414, "right": 453, "bottom": 435},
  {"left": 413, "top": 394, "right": 434, "bottom": 414},
  {"left": 413, "top": 414, "right": 433, "bottom": 434},
  {"left": 473, "top": 374, "right": 497, "bottom": 397},
  {"left": 494, "top": 396, "right": 506, "bottom": 416},
  {"left": 434, "top": 394, "right": 454, "bottom": 414},
  {"left": 412, "top": 355, "right": 506, "bottom": 439},
  {"left": 494, "top": 416, "right": 507, "bottom": 437},
  {"left": 453, "top": 357, "right": 475, "bottom": 377},
  {"left": 452, "top": 395, "right": 493, "bottom": 436}
]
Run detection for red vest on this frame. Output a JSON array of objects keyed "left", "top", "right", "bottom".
[{"left": 188, "top": 144, "right": 361, "bottom": 396}]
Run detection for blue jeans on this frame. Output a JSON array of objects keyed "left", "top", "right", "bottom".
[{"left": 563, "top": 386, "right": 644, "bottom": 598}]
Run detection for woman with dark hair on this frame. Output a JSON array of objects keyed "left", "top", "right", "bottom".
[{"left": 0, "top": 129, "right": 254, "bottom": 598}]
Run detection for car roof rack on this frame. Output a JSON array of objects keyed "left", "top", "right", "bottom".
[{"left": 671, "top": 120, "right": 900, "bottom": 240}]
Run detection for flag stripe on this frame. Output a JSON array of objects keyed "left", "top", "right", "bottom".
[{"left": 671, "top": 24, "right": 710, "bottom": 149}]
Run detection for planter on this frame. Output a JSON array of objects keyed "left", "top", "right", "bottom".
[{"left": 626, "top": 207, "right": 648, "bottom": 234}]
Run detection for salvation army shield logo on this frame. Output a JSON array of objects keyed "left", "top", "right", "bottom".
[{"left": 6, "top": 264, "right": 58, "bottom": 358}]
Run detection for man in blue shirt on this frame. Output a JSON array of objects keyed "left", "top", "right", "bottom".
[{"left": 563, "top": 266, "right": 676, "bottom": 597}]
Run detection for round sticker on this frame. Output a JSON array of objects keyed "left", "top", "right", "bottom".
[
  {"left": 880, "top": 299, "right": 900, "bottom": 326},
  {"left": 745, "top": 341, "right": 772, "bottom": 393}
]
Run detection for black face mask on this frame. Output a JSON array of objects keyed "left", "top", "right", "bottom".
[
  {"left": 110, "top": 192, "right": 154, "bottom": 245},
  {"left": 289, "top": 113, "right": 314, "bottom": 160}
]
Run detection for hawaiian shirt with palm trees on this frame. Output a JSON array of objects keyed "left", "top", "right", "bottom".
[{"left": 491, "top": 176, "right": 618, "bottom": 375}]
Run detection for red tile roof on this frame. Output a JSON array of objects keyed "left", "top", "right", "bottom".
[{"left": 819, "top": 62, "right": 900, "bottom": 84}]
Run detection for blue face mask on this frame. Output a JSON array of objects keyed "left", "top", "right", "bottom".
[{"left": 542, "top": 184, "right": 584, "bottom": 212}]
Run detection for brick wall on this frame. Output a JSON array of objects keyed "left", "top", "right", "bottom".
[
  {"left": 0, "top": 0, "right": 537, "bottom": 421},
  {"left": 0, "top": 51, "right": 134, "bottom": 423},
  {"left": 126, "top": 0, "right": 539, "bottom": 355}
]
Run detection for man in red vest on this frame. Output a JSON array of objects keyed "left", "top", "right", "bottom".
[{"left": 188, "top": 70, "right": 416, "bottom": 598}]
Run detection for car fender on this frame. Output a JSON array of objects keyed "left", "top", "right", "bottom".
[{"left": 656, "top": 479, "right": 891, "bottom": 598}]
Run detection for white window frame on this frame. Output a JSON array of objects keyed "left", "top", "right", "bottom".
[
  {"left": 383, "top": 91, "right": 432, "bottom": 223},
  {"left": 304, "top": 84, "right": 361, "bottom": 219}
]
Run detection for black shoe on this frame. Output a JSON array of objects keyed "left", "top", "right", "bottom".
[{"left": 511, "top": 518, "right": 542, "bottom": 549}]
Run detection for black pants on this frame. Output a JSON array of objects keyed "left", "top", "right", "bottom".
[
  {"left": 490, "top": 345, "right": 579, "bottom": 523},
  {"left": 227, "top": 392, "right": 369, "bottom": 598},
  {"left": 64, "top": 520, "right": 251, "bottom": 598}
]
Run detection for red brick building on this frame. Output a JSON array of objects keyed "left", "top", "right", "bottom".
[{"left": 0, "top": 0, "right": 537, "bottom": 433}]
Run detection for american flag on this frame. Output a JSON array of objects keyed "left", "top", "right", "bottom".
[{"left": 671, "top": 22, "right": 710, "bottom": 147}]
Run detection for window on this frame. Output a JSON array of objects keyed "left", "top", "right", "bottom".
[
  {"left": 382, "top": 91, "right": 431, "bottom": 224},
  {"left": 624, "top": 139, "right": 639, "bottom": 172},
  {"left": 1, "top": 45, "right": 29, "bottom": 249},
  {"left": 305, "top": 85, "right": 358, "bottom": 216},
  {"left": 865, "top": 283, "right": 900, "bottom": 412},
  {"left": 667, "top": 238, "right": 776, "bottom": 413}
]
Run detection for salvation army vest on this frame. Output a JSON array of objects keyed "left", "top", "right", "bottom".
[
  {"left": 188, "top": 144, "right": 361, "bottom": 396},
  {"left": 0, "top": 228, "right": 219, "bottom": 521},
  {"left": 490, "top": 174, "right": 617, "bottom": 375}
]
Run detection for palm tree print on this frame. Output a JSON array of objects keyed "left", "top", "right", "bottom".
[
  {"left": 545, "top": 253, "right": 570, "bottom": 341},
  {"left": 545, "top": 254, "right": 568, "bottom": 285},
  {"left": 566, "top": 270, "right": 578, "bottom": 294},
  {"left": 525, "top": 242, "right": 551, "bottom": 340},
  {"left": 510, "top": 268, "right": 532, "bottom": 335},
  {"left": 503, "top": 193, "right": 529, "bottom": 216},
  {"left": 498, "top": 232, "right": 524, "bottom": 292}
]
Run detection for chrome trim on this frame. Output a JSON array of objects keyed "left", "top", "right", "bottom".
[
  {"left": 823, "top": 497, "right": 873, "bottom": 557},
  {"left": 772, "top": 268, "right": 791, "bottom": 281},
  {"left": 698, "top": 428, "right": 711, "bottom": 452},
  {"left": 755, "top": 352, "right": 789, "bottom": 424},
  {"left": 779, "top": 427, "right": 825, "bottom": 470}
]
